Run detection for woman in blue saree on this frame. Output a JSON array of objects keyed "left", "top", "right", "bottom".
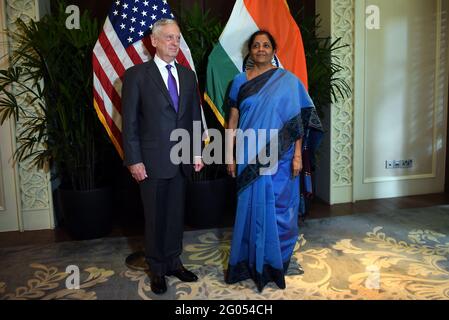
[{"left": 225, "top": 31, "right": 323, "bottom": 292}]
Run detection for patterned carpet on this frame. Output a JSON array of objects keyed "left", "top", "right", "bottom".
[{"left": 1, "top": 205, "right": 449, "bottom": 300}]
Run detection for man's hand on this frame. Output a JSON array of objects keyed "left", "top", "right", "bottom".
[
  {"left": 128, "top": 162, "right": 148, "bottom": 182},
  {"left": 194, "top": 157, "right": 204, "bottom": 172}
]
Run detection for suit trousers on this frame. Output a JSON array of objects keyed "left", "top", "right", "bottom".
[{"left": 139, "top": 166, "right": 186, "bottom": 276}]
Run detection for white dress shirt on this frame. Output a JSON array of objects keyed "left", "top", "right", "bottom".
[
  {"left": 152, "top": 54, "right": 180, "bottom": 94},
  {"left": 152, "top": 55, "right": 202, "bottom": 162}
]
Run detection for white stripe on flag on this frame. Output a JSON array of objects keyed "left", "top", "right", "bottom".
[
  {"left": 179, "top": 35, "right": 208, "bottom": 135},
  {"left": 132, "top": 40, "right": 151, "bottom": 63},
  {"left": 219, "top": 0, "right": 259, "bottom": 72},
  {"left": 93, "top": 41, "right": 123, "bottom": 97},
  {"left": 93, "top": 73, "right": 123, "bottom": 131},
  {"left": 180, "top": 35, "right": 196, "bottom": 72},
  {"left": 104, "top": 17, "right": 134, "bottom": 70}
]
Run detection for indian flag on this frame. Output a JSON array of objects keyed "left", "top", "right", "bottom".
[{"left": 204, "top": 0, "right": 308, "bottom": 127}]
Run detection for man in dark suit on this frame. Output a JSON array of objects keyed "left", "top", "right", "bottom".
[{"left": 122, "top": 18, "right": 204, "bottom": 295}]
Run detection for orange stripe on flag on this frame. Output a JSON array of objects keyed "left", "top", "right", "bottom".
[{"left": 243, "top": 0, "right": 308, "bottom": 89}]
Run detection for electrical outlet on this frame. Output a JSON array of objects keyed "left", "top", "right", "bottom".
[{"left": 385, "top": 159, "right": 413, "bottom": 169}]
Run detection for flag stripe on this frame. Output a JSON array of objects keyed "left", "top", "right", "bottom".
[
  {"left": 93, "top": 39, "right": 124, "bottom": 99},
  {"left": 93, "top": 97, "right": 124, "bottom": 158},
  {"left": 93, "top": 73, "right": 123, "bottom": 131},
  {"left": 92, "top": 54, "right": 123, "bottom": 113},
  {"left": 204, "top": 93, "right": 226, "bottom": 127},
  {"left": 205, "top": 43, "right": 240, "bottom": 127},
  {"left": 126, "top": 45, "right": 144, "bottom": 65},
  {"left": 180, "top": 36, "right": 196, "bottom": 71},
  {"left": 92, "top": 90, "right": 122, "bottom": 148},
  {"left": 244, "top": 0, "right": 308, "bottom": 88},
  {"left": 218, "top": 0, "right": 258, "bottom": 72},
  {"left": 103, "top": 18, "right": 133, "bottom": 70},
  {"left": 132, "top": 39, "right": 151, "bottom": 62},
  {"left": 97, "top": 32, "right": 126, "bottom": 79},
  {"left": 175, "top": 49, "right": 190, "bottom": 69}
]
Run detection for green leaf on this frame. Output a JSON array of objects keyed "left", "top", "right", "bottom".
[{"left": 1, "top": 0, "right": 108, "bottom": 190}]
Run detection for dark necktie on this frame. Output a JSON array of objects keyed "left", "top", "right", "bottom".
[{"left": 166, "top": 64, "right": 179, "bottom": 112}]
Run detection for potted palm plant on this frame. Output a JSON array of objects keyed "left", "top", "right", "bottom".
[
  {"left": 178, "top": 3, "right": 236, "bottom": 229},
  {"left": 296, "top": 12, "right": 351, "bottom": 119},
  {"left": 0, "top": 1, "right": 113, "bottom": 239},
  {"left": 294, "top": 9, "right": 352, "bottom": 217}
]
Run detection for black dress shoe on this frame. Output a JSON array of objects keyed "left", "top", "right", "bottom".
[
  {"left": 150, "top": 275, "right": 167, "bottom": 294},
  {"left": 167, "top": 266, "right": 198, "bottom": 282}
]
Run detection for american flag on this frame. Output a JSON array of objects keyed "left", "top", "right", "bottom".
[{"left": 93, "top": 0, "right": 206, "bottom": 158}]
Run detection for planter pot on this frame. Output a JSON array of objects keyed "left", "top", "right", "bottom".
[
  {"left": 186, "top": 176, "right": 236, "bottom": 229},
  {"left": 58, "top": 186, "right": 113, "bottom": 240},
  {"left": 112, "top": 167, "right": 144, "bottom": 230}
]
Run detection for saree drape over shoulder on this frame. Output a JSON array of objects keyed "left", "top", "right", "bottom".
[{"left": 225, "top": 68, "right": 323, "bottom": 292}]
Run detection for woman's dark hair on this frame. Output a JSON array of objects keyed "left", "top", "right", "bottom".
[{"left": 247, "top": 30, "right": 277, "bottom": 52}]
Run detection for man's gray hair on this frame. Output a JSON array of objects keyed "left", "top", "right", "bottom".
[{"left": 152, "top": 19, "right": 179, "bottom": 37}]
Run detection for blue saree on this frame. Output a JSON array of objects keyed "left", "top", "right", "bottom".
[{"left": 225, "top": 68, "right": 323, "bottom": 292}]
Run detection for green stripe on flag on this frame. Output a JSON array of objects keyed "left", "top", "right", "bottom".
[{"left": 205, "top": 43, "right": 240, "bottom": 128}]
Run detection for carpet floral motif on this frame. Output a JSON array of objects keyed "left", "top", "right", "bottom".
[
  {"left": 122, "top": 227, "right": 449, "bottom": 300},
  {"left": 1, "top": 209, "right": 448, "bottom": 300},
  {"left": 0, "top": 264, "right": 114, "bottom": 300},
  {"left": 335, "top": 227, "right": 449, "bottom": 299}
]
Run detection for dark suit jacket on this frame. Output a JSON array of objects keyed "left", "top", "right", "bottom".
[{"left": 122, "top": 60, "right": 201, "bottom": 179}]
